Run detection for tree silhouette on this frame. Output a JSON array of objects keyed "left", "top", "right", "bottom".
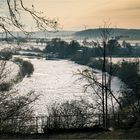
[
  {"left": 0, "top": 0, "right": 56, "bottom": 133},
  {"left": 0, "top": 0, "right": 58, "bottom": 39}
]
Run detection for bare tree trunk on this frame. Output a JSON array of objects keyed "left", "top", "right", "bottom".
[
  {"left": 102, "top": 70, "right": 105, "bottom": 127},
  {"left": 102, "top": 41, "right": 108, "bottom": 129}
]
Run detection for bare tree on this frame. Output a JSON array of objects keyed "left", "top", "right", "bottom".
[
  {"left": 0, "top": 0, "right": 58, "bottom": 39},
  {"left": 0, "top": 0, "right": 58, "bottom": 133},
  {"left": 77, "top": 22, "right": 122, "bottom": 129},
  {"left": 99, "top": 22, "right": 113, "bottom": 128},
  {"left": 0, "top": 57, "right": 39, "bottom": 133},
  {"left": 45, "top": 100, "right": 96, "bottom": 130}
]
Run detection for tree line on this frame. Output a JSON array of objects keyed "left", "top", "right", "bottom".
[{"left": 44, "top": 38, "right": 140, "bottom": 62}]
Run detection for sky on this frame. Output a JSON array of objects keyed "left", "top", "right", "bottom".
[
  {"left": 24, "top": 0, "right": 140, "bottom": 30},
  {"left": 3, "top": 0, "right": 140, "bottom": 31}
]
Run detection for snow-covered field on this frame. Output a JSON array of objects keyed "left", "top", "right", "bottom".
[
  {"left": 91, "top": 57, "right": 140, "bottom": 64},
  {"left": 0, "top": 60, "right": 19, "bottom": 82},
  {"left": 0, "top": 43, "right": 45, "bottom": 51},
  {"left": 14, "top": 58, "right": 122, "bottom": 115}
]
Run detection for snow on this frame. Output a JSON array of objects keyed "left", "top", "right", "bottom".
[{"left": 0, "top": 60, "right": 19, "bottom": 82}]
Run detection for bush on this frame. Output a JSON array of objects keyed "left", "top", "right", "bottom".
[
  {"left": 13, "top": 58, "right": 34, "bottom": 77},
  {"left": 0, "top": 59, "right": 37, "bottom": 134},
  {"left": 45, "top": 100, "right": 96, "bottom": 130},
  {"left": 0, "top": 50, "right": 12, "bottom": 60}
]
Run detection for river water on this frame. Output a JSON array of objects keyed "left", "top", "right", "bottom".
[{"left": 14, "top": 58, "right": 122, "bottom": 115}]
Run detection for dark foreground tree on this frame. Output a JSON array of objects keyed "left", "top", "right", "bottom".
[
  {"left": 0, "top": 0, "right": 58, "bottom": 39},
  {"left": 0, "top": 0, "right": 57, "bottom": 133},
  {"left": 118, "top": 60, "right": 140, "bottom": 128},
  {"left": 0, "top": 56, "right": 39, "bottom": 133},
  {"left": 77, "top": 23, "right": 122, "bottom": 129}
]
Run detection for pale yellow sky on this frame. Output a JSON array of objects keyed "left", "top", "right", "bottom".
[{"left": 24, "top": 0, "right": 140, "bottom": 30}]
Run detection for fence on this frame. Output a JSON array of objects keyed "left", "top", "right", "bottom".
[
  {"left": 0, "top": 116, "right": 43, "bottom": 133},
  {"left": 0, "top": 113, "right": 137, "bottom": 134},
  {"left": 0, "top": 113, "right": 103, "bottom": 134},
  {"left": 45, "top": 113, "right": 103, "bottom": 129}
]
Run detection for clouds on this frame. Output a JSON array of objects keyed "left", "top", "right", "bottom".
[{"left": 2, "top": 0, "right": 139, "bottom": 30}]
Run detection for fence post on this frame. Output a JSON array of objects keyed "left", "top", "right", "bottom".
[
  {"left": 117, "top": 113, "right": 120, "bottom": 128},
  {"left": 81, "top": 114, "right": 84, "bottom": 128},
  {"left": 58, "top": 116, "right": 61, "bottom": 128},
  {"left": 108, "top": 114, "right": 110, "bottom": 128},
  {"left": 66, "top": 115, "right": 69, "bottom": 129},
  {"left": 35, "top": 117, "right": 38, "bottom": 133},
  {"left": 98, "top": 114, "right": 101, "bottom": 125}
]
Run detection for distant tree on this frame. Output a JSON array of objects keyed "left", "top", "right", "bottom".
[
  {"left": 13, "top": 57, "right": 34, "bottom": 77},
  {"left": 117, "top": 60, "right": 139, "bottom": 89},
  {"left": 45, "top": 38, "right": 69, "bottom": 58},
  {"left": 17, "top": 37, "right": 27, "bottom": 44},
  {"left": 36, "top": 38, "right": 40, "bottom": 44},
  {"left": 68, "top": 40, "right": 80, "bottom": 55},
  {"left": 107, "top": 39, "right": 121, "bottom": 55},
  {"left": 73, "top": 47, "right": 92, "bottom": 64},
  {"left": 117, "top": 60, "right": 140, "bottom": 128},
  {"left": 40, "top": 38, "right": 45, "bottom": 45},
  {"left": 0, "top": 50, "right": 12, "bottom": 60}
]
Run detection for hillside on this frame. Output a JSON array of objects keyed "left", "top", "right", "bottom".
[
  {"left": 75, "top": 28, "right": 140, "bottom": 40},
  {"left": 1, "top": 28, "right": 140, "bottom": 40}
]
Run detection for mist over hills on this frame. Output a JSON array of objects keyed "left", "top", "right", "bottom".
[
  {"left": 0, "top": 28, "right": 140, "bottom": 40},
  {"left": 0, "top": 31, "right": 75, "bottom": 39},
  {"left": 75, "top": 28, "right": 140, "bottom": 40}
]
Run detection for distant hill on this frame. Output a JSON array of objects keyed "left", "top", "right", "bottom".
[
  {"left": 31, "top": 30, "right": 75, "bottom": 38},
  {"left": 1, "top": 29, "right": 140, "bottom": 40},
  {"left": 75, "top": 28, "right": 140, "bottom": 40},
  {"left": 0, "top": 31, "right": 75, "bottom": 39}
]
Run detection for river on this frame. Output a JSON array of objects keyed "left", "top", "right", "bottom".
[{"left": 13, "top": 57, "right": 123, "bottom": 115}]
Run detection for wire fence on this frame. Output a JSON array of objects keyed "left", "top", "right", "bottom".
[{"left": 0, "top": 113, "right": 138, "bottom": 134}]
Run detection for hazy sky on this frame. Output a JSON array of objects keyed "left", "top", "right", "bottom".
[{"left": 24, "top": 0, "right": 140, "bottom": 30}]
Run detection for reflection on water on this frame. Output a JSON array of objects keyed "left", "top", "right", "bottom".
[{"left": 15, "top": 58, "right": 122, "bottom": 115}]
